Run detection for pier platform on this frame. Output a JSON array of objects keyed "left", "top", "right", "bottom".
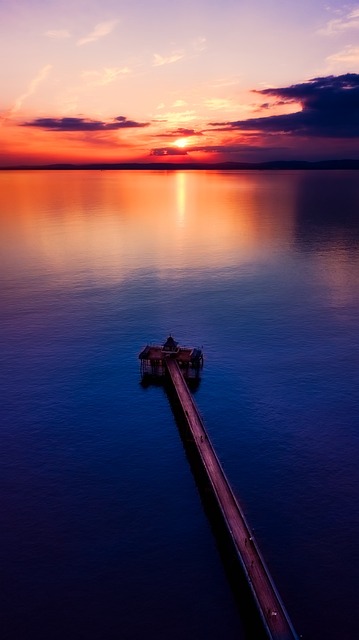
[{"left": 139, "top": 335, "right": 203, "bottom": 380}]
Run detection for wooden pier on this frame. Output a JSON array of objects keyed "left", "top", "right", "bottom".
[{"left": 139, "top": 337, "right": 299, "bottom": 640}]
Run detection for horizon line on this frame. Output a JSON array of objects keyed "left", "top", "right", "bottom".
[{"left": 1, "top": 158, "right": 359, "bottom": 171}]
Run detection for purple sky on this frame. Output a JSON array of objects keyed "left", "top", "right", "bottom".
[{"left": 1, "top": 0, "right": 359, "bottom": 164}]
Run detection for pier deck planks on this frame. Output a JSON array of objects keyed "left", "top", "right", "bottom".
[{"left": 165, "top": 357, "right": 299, "bottom": 640}]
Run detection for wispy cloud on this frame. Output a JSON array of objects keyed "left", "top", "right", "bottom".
[
  {"left": 210, "top": 76, "right": 242, "bottom": 89},
  {"left": 82, "top": 67, "right": 131, "bottom": 86},
  {"left": 193, "top": 36, "right": 207, "bottom": 52},
  {"left": 45, "top": 29, "right": 71, "bottom": 40},
  {"left": 203, "top": 98, "right": 255, "bottom": 118},
  {"left": 204, "top": 98, "right": 236, "bottom": 111},
  {"left": 172, "top": 100, "right": 187, "bottom": 107},
  {"left": 77, "top": 20, "right": 119, "bottom": 46},
  {"left": 11, "top": 65, "right": 53, "bottom": 115},
  {"left": 318, "top": 7, "right": 359, "bottom": 35},
  {"left": 153, "top": 51, "right": 184, "bottom": 66},
  {"left": 21, "top": 115, "right": 150, "bottom": 131},
  {"left": 153, "top": 110, "right": 196, "bottom": 123},
  {"left": 327, "top": 45, "right": 359, "bottom": 66}
]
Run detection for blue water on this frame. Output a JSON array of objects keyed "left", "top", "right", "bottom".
[{"left": 1, "top": 170, "right": 358, "bottom": 639}]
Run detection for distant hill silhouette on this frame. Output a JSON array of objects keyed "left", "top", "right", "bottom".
[{"left": 1, "top": 159, "right": 359, "bottom": 170}]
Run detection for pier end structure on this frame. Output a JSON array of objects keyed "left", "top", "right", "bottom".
[{"left": 139, "top": 335, "right": 203, "bottom": 380}]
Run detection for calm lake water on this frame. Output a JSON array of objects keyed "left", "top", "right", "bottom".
[{"left": 1, "top": 170, "right": 358, "bottom": 640}]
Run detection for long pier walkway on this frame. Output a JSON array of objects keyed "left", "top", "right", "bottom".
[{"left": 165, "top": 357, "right": 299, "bottom": 640}]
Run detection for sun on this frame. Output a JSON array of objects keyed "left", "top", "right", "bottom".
[{"left": 174, "top": 137, "right": 189, "bottom": 149}]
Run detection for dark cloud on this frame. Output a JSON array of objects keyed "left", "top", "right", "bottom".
[
  {"left": 22, "top": 116, "right": 150, "bottom": 131},
  {"left": 154, "top": 127, "right": 203, "bottom": 139},
  {"left": 188, "top": 144, "right": 288, "bottom": 156},
  {"left": 169, "top": 128, "right": 201, "bottom": 137},
  {"left": 150, "top": 147, "right": 188, "bottom": 156},
  {"left": 210, "top": 74, "right": 359, "bottom": 138},
  {"left": 189, "top": 144, "right": 247, "bottom": 154},
  {"left": 257, "top": 100, "right": 291, "bottom": 111}
]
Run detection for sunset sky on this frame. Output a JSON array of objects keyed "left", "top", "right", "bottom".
[{"left": 1, "top": 0, "right": 359, "bottom": 165}]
